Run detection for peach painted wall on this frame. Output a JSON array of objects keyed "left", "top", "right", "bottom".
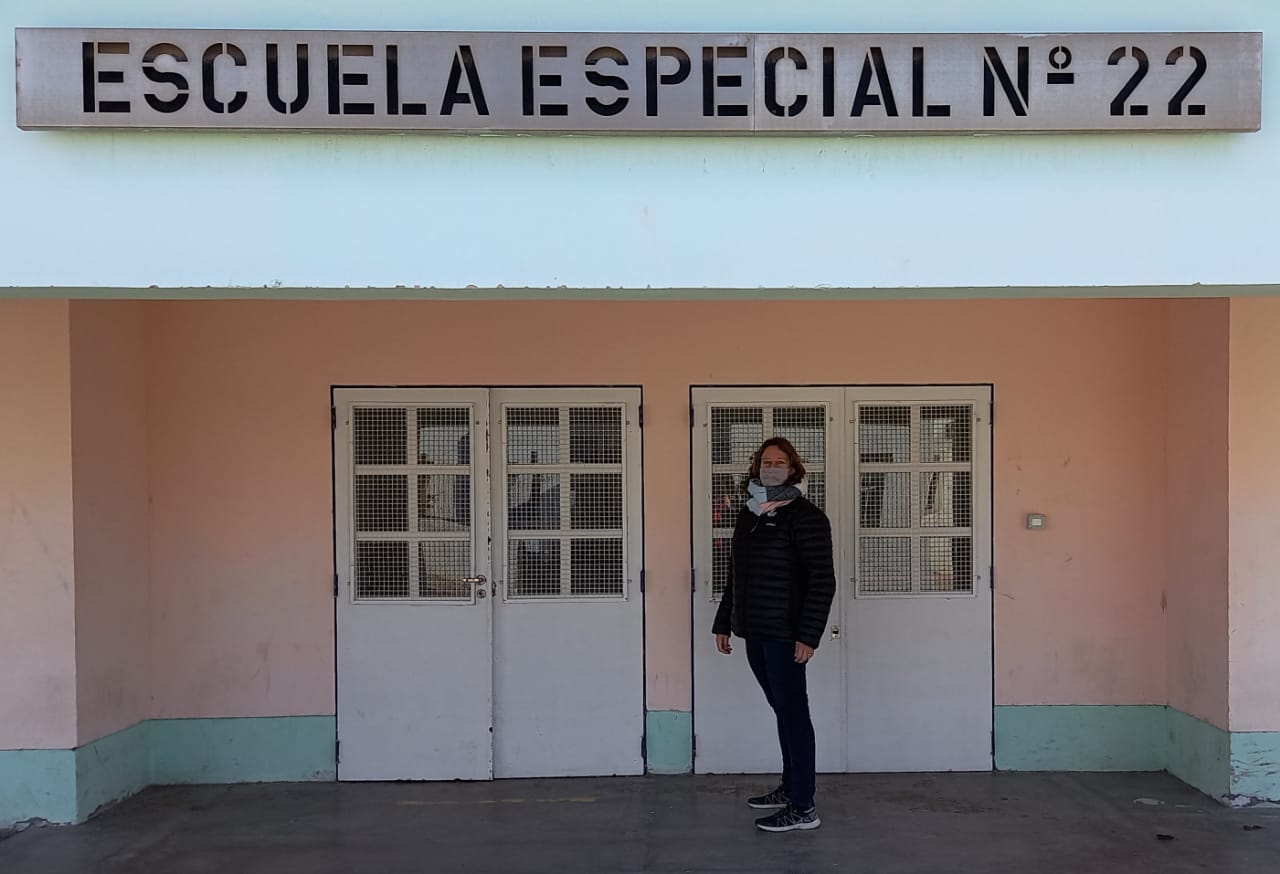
[
  {"left": 1228, "top": 297, "right": 1280, "bottom": 732},
  {"left": 145, "top": 299, "right": 1168, "bottom": 717},
  {"left": 70, "top": 302, "right": 152, "bottom": 744},
  {"left": 1165, "top": 299, "right": 1230, "bottom": 729},
  {"left": 0, "top": 301, "right": 78, "bottom": 750}
]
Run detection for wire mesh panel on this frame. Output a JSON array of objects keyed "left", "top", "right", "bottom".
[
  {"left": 354, "top": 408, "right": 408, "bottom": 465},
  {"left": 356, "top": 541, "right": 411, "bottom": 599},
  {"left": 858, "top": 536, "right": 913, "bottom": 594},
  {"left": 855, "top": 402, "right": 976, "bottom": 597},
  {"left": 503, "top": 405, "right": 628, "bottom": 600},
  {"left": 920, "top": 537, "right": 974, "bottom": 593},
  {"left": 707, "top": 404, "right": 828, "bottom": 601},
  {"left": 352, "top": 405, "right": 475, "bottom": 602}
]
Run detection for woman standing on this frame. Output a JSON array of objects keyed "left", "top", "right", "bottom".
[{"left": 712, "top": 437, "right": 837, "bottom": 832}]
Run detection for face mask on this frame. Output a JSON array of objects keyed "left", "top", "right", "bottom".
[{"left": 759, "top": 467, "right": 790, "bottom": 487}]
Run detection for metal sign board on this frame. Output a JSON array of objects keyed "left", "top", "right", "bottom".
[{"left": 15, "top": 29, "right": 1263, "bottom": 134}]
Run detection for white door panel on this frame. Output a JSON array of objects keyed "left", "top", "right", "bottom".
[
  {"left": 692, "top": 386, "right": 993, "bottom": 776},
  {"left": 691, "top": 390, "right": 847, "bottom": 775},
  {"left": 492, "top": 389, "right": 645, "bottom": 778},
  {"left": 335, "top": 390, "right": 492, "bottom": 781},
  {"left": 336, "top": 388, "right": 644, "bottom": 782},
  {"left": 495, "top": 603, "right": 644, "bottom": 777},
  {"left": 846, "top": 388, "right": 993, "bottom": 773},
  {"left": 847, "top": 600, "right": 993, "bottom": 771}
]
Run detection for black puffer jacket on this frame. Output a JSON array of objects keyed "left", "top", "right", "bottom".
[{"left": 711, "top": 498, "right": 837, "bottom": 649}]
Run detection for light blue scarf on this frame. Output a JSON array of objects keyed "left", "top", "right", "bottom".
[{"left": 746, "top": 478, "right": 806, "bottom": 516}]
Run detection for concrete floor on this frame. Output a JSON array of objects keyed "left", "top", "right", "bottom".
[{"left": 2, "top": 773, "right": 1277, "bottom": 874}]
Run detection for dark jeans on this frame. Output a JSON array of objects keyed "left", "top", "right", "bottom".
[{"left": 745, "top": 639, "right": 816, "bottom": 810}]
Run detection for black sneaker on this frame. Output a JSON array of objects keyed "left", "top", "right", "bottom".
[
  {"left": 746, "top": 786, "right": 790, "bottom": 809},
  {"left": 755, "top": 805, "right": 821, "bottom": 832}
]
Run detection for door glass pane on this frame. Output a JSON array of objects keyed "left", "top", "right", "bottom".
[
  {"left": 712, "top": 473, "right": 748, "bottom": 526},
  {"left": 419, "top": 541, "right": 472, "bottom": 599},
  {"left": 921, "top": 536, "right": 973, "bottom": 593},
  {"left": 571, "top": 473, "right": 623, "bottom": 530},
  {"left": 569, "top": 408, "right": 622, "bottom": 464},
  {"left": 508, "top": 408, "right": 560, "bottom": 464},
  {"left": 508, "top": 539, "right": 561, "bottom": 597},
  {"left": 711, "top": 408, "right": 764, "bottom": 465},
  {"left": 418, "top": 474, "right": 470, "bottom": 532},
  {"left": 508, "top": 474, "right": 561, "bottom": 530},
  {"left": 355, "top": 475, "right": 408, "bottom": 532},
  {"left": 859, "top": 472, "right": 910, "bottom": 528},
  {"left": 921, "top": 471, "right": 972, "bottom": 528},
  {"left": 858, "top": 536, "right": 912, "bottom": 595},
  {"left": 570, "top": 538, "right": 624, "bottom": 597},
  {"left": 504, "top": 403, "right": 629, "bottom": 601},
  {"left": 356, "top": 541, "right": 410, "bottom": 599},
  {"left": 859, "top": 406, "right": 911, "bottom": 463},
  {"left": 920, "top": 405, "right": 972, "bottom": 463},
  {"left": 352, "top": 405, "right": 474, "bottom": 603},
  {"left": 712, "top": 536, "right": 733, "bottom": 599},
  {"left": 354, "top": 408, "right": 407, "bottom": 465},
  {"left": 854, "top": 400, "right": 978, "bottom": 598},
  {"left": 773, "top": 406, "right": 826, "bottom": 465},
  {"left": 806, "top": 471, "right": 826, "bottom": 512},
  {"left": 417, "top": 408, "right": 470, "bottom": 465}
]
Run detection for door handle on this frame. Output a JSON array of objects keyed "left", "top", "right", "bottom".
[
  {"left": 463, "top": 576, "right": 487, "bottom": 584},
  {"left": 831, "top": 625, "right": 841, "bottom": 640}
]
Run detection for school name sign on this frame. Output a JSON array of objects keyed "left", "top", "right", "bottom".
[{"left": 15, "top": 29, "right": 1263, "bottom": 134}]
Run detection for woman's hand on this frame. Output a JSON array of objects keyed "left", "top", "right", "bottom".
[
  {"left": 794, "top": 642, "right": 815, "bottom": 664},
  {"left": 715, "top": 634, "right": 733, "bottom": 655}
]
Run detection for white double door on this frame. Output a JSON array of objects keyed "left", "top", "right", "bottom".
[
  {"left": 335, "top": 388, "right": 644, "bottom": 781},
  {"left": 692, "top": 386, "right": 993, "bottom": 774}
]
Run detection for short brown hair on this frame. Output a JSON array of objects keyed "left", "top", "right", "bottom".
[{"left": 748, "top": 437, "right": 807, "bottom": 487}]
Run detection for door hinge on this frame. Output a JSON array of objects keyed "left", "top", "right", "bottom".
[
  {"left": 335, "top": 739, "right": 341, "bottom": 763},
  {"left": 638, "top": 405, "right": 644, "bottom": 427},
  {"left": 331, "top": 407, "right": 337, "bottom": 429},
  {"left": 690, "top": 567, "right": 696, "bottom": 592},
  {"left": 690, "top": 405, "right": 695, "bottom": 428},
  {"left": 641, "top": 735, "right": 647, "bottom": 760},
  {"left": 692, "top": 734, "right": 697, "bottom": 758},
  {"left": 989, "top": 566, "right": 995, "bottom": 590},
  {"left": 639, "top": 569, "right": 646, "bottom": 593},
  {"left": 333, "top": 573, "right": 339, "bottom": 597},
  {"left": 988, "top": 401, "right": 995, "bottom": 425}
]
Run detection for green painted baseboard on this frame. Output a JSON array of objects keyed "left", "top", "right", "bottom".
[
  {"left": 996, "top": 705, "right": 1279, "bottom": 805},
  {"left": 0, "top": 716, "right": 336, "bottom": 827},
  {"left": 0, "top": 749, "right": 78, "bottom": 826},
  {"left": 150, "top": 716, "right": 336, "bottom": 784},
  {"left": 76, "top": 721, "right": 151, "bottom": 820},
  {"left": 1229, "top": 730, "right": 1280, "bottom": 805},
  {"left": 645, "top": 710, "right": 693, "bottom": 774},
  {"left": 5, "top": 707, "right": 1275, "bottom": 827},
  {"left": 995, "top": 705, "right": 1168, "bottom": 772},
  {"left": 1166, "top": 708, "right": 1231, "bottom": 800}
]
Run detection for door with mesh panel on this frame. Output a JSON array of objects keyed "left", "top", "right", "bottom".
[
  {"left": 491, "top": 389, "right": 644, "bottom": 777},
  {"left": 335, "top": 390, "right": 492, "bottom": 781},
  {"left": 692, "top": 386, "right": 993, "bottom": 776},
  {"left": 846, "top": 387, "right": 992, "bottom": 772},
  {"left": 335, "top": 387, "right": 645, "bottom": 781},
  {"left": 691, "top": 389, "right": 847, "bottom": 775}
]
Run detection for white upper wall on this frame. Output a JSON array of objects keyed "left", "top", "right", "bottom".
[{"left": 1, "top": 1, "right": 1276, "bottom": 291}]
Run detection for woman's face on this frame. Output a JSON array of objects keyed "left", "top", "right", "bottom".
[{"left": 760, "top": 445, "right": 792, "bottom": 477}]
